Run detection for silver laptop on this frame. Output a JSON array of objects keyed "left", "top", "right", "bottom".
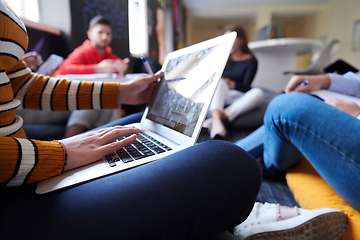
[{"left": 36, "top": 32, "right": 237, "bottom": 194}]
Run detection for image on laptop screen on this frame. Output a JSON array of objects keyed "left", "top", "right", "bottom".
[{"left": 145, "top": 43, "right": 228, "bottom": 137}]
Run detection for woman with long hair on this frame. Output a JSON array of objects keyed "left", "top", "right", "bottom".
[{"left": 204, "top": 24, "right": 264, "bottom": 139}]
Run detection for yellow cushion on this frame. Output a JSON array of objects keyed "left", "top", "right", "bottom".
[{"left": 286, "top": 156, "right": 360, "bottom": 240}]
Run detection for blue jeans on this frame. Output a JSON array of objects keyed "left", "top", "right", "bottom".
[
  {"left": 235, "top": 92, "right": 360, "bottom": 211},
  {"left": 0, "top": 113, "right": 261, "bottom": 240}
]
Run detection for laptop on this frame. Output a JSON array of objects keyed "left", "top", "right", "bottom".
[{"left": 36, "top": 32, "right": 237, "bottom": 194}]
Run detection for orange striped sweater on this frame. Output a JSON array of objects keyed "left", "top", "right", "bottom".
[{"left": 0, "top": 1, "right": 119, "bottom": 187}]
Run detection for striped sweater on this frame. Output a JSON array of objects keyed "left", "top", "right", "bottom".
[{"left": 0, "top": 1, "right": 119, "bottom": 187}]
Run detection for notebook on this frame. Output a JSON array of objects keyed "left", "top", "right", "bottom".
[
  {"left": 310, "top": 89, "right": 360, "bottom": 106},
  {"left": 36, "top": 54, "right": 64, "bottom": 76},
  {"left": 36, "top": 32, "right": 237, "bottom": 194}
]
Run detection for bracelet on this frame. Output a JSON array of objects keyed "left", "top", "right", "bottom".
[{"left": 58, "top": 141, "right": 68, "bottom": 172}]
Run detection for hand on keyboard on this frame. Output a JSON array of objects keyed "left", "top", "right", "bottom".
[
  {"left": 105, "top": 132, "right": 172, "bottom": 167},
  {"left": 59, "top": 126, "right": 140, "bottom": 171}
]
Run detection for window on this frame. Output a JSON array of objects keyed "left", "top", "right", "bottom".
[
  {"left": 128, "top": 0, "right": 148, "bottom": 57},
  {"left": 6, "top": 0, "right": 40, "bottom": 22}
]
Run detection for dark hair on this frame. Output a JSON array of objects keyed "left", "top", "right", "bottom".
[
  {"left": 88, "top": 15, "right": 112, "bottom": 30},
  {"left": 223, "top": 24, "right": 253, "bottom": 56}
]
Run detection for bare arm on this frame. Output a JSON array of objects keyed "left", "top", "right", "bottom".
[{"left": 284, "top": 75, "right": 331, "bottom": 93}]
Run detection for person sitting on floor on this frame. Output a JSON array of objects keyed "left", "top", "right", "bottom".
[
  {"left": 204, "top": 24, "right": 264, "bottom": 139},
  {"left": 56, "top": 15, "right": 130, "bottom": 137},
  {"left": 232, "top": 72, "right": 360, "bottom": 239},
  {"left": 1, "top": 3, "right": 348, "bottom": 239},
  {"left": 0, "top": 2, "right": 264, "bottom": 239},
  {"left": 56, "top": 15, "right": 129, "bottom": 76}
]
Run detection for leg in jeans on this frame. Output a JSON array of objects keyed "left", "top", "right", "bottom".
[
  {"left": 0, "top": 140, "right": 262, "bottom": 240},
  {"left": 234, "top": 125, "right": 265, "bottom": 159},
  {"left": 236, "top": 92, "right": 360, "bottom": 211}
]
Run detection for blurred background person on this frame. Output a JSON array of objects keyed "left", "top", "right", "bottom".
[
  {"left": 56, "top": 15, "right": 129, "bottom": 75},
  {"left": 204, "top": 24, "right": 264, "bottom": 139}
]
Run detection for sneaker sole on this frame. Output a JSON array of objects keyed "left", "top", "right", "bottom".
[{"left": 244, "top": 211, "right": 347, "bottom": 240}]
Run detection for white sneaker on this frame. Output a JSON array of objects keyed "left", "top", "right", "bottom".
[{"left": 233, "top": 202, "right": 347, "bottom": 240}]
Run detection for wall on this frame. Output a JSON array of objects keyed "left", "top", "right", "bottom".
[
  {"left": 272, "top": 15, "right": 318, "bottom": 39},
  {"left": 38, "top": 0, "right": 72, "bottom": 36},
  {"left": 187, "top": 17, "right": 255, "bottom": 45},
  {"left": 37, "top": 0, "right": 360, "bottom": 70},
  {"left": 186, "top": 5, "right": 324, "bottom": 44},
  {"left": 316, "top": 0, "right": 360, "bottom": 68},
  {"left": 37, "top": 0, "right": 163, "bottom": 70},
  {"left": 23, "top": 0, "right": 72, "bottom": 59},
  {"left": 68, "top": 0, "right": 129, "bottom": 58},
  {"left": 185, "top": 0, "right": 360, "bottom": 68}
]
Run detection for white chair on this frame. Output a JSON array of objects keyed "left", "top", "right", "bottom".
[{"left": 283, "top": 39, "right": 339, "bottom": 75}]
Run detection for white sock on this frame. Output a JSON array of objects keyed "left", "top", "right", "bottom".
[{"left": 210, "top": 118, "right": 227, "bottom": 138}]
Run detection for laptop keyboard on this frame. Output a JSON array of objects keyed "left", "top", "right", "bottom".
[{"left": 105, "top": 132, "right": 172, "bottom": 167}]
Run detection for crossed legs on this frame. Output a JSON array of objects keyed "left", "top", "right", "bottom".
[
  {"left": 1, "top": 139, "right": 261, "bottom": 239},
  {"left": 206, "top": 79, "right": 264, "bottom": 139},
  {"left": 235, "top": 92, "right": 360, "bottom": 211}
]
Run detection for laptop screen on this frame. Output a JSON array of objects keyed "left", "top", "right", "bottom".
[{"left": 145, "top": 41, "right": 231, "bottom": 137}]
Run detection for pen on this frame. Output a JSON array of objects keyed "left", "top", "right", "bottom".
[
  {"left": 295, "top": 80, "right": 309, "bottom": 89},
  {"left": 141, "top": 56, "right": 154, "bottom": 75}
]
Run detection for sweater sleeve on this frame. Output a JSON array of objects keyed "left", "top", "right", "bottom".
[
  {"left": 1, "top": 63, "right": 119, "bottom": 187},
  {"left": 0, "top": 138, "right": 66, "bottom": 187},
  {"left": 328, "top": 72, "right": 360, "bottom": 97},
  {"left": 9, "top": 60, "right": 120, "bottom": 111},
  {"left": 0, "top": 2, "right": 120, "bottom": 188},
  {"left": 1, "top": 65, "right": 119, "bottom": 187},
  {"left": 1, "top": 56, "right": 120, "bottom": 188}
]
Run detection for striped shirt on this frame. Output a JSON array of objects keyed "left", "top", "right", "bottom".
[{"left": 0, "top": 0, "right": 119, "bottom": 187}]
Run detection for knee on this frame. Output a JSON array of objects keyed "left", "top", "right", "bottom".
[
  {"left": 199, "top": 140, "right": 262, "bottom": 185},
  {"left": 217, "top": 79, "right": 229, "bottom": 92},
  {"left": 202, "top": 140, "right": 255, "bottom": 160},
  {"left": 249, "top": 87, "right": 265, "bottom": 104},
  {"left": 264, "top": 92, "right": 313, "bottom": 124},
  {"left": 249, "top": 87, "right": 264, "bottom": 97}
]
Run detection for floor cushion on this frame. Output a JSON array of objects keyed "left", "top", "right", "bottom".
[{"left": 286, "top": 156, "right": 360, "bottom": 240}]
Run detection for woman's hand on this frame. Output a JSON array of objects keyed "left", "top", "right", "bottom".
[
  {"left": 118, "top": 71, "right": 163, "bottom": 105},
  {"left": 284, "top": 75, "right": 331, "bottom": 93},
  {"left": 59, "top": 126, "right": 140, "bottom": 171},
  {"left": 95, "top": 59, "right": 118, "bottom": 73},
  {"left": 113, "top": 58, "right": 130, "bottom": 75},
  {"left": 223, "top": 77, "right": 236, "bottom": 89},
  {"left": 325, "top": 99, "right": 360, "bottom": 117},
  {"left": 23, "top": 52, "right": 43, "bottom": 71}
]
